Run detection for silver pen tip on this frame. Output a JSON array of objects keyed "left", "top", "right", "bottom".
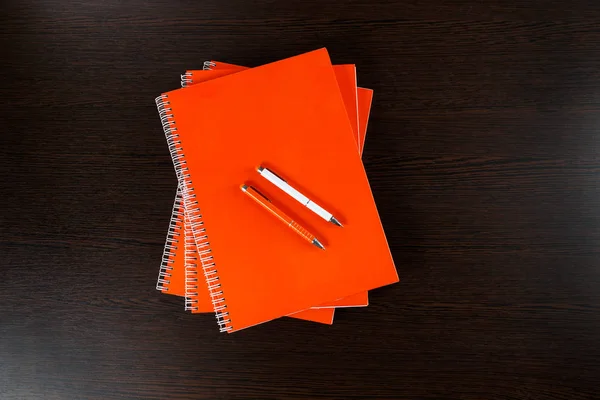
[
  {"left": 330, "top": 216, "right": 343, "bottom": 227},
  {"left": 240, "top": 184, "right": 248, "bottom": 191},
  {"left": 257, "top": 166, "right": 264, "bottom": 173},
  {"left": 312, "top": 238, "right": 325, "bottom": 250}
]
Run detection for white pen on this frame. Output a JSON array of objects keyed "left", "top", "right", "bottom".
[{"left": 257, "top": 166, "right": 343, "bottom": 227}]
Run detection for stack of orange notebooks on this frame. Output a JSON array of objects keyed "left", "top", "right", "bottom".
[{"left": 155, "top": 49, "right": 398, "bottom": 332}]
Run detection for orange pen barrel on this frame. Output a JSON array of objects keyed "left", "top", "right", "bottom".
[{"left": 288, "top": 221, "right": 316, "bottom": 244}]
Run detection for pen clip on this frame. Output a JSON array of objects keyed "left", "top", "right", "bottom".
[{"left": 258, "top": 166, "right": 287, "bottom": 182}]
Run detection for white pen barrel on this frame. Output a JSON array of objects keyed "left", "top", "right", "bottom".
[
  {"left": 260, "top": 167, "right": 334, "bottom": 222},
  {"left": 306, "top": 201, "right": 333, "bottom": 221},
  {"left": 261, "top": 168, "right": 310, "bottom": 205}
]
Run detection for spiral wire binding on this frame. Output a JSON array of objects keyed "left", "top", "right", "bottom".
[
  {"left": 181, "top": 60, "right": 216, "bottom": 87},
  {"left": 156, "top": 188, "right": 183, "bottom": 291},
  {"left": 183, "top": 213, "right": 200, "bottom": 311},
  {"left": 203, "top": 61, "right": 216, "bottom": 70},
  {"left": 180, "top": 68, "right": 197, "bottom": 305},
  {"left": 156, "top": 94, "right": 232, "bottom": 333},
  {"left": 180, "top": 72, "right": 193, "bottom": 88}
]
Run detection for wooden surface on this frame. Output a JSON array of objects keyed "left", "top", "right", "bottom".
[{"left": 2, "top": 1, "right": 600, "bottom": 399}]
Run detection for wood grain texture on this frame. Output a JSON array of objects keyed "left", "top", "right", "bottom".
[{"left": 2, "top": 1, "right": 600, "bottom": 399}]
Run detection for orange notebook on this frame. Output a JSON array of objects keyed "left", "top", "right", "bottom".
[
  {"left": 157, "top": 65, "right": 371, "bottom": 324},
  {"left": 182, "top": 65, "right": 370, "bottom": 309},
  {"left": 157, "top": 48, "right": 398, "bottom": 332},
  {"left": 182, "top": 69, "right": 374, "bottom": 319}
]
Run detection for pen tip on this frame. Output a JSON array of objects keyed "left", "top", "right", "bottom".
[
  {"left": 257, "top": 166, "right": 264, "bottom": 173},
  {"left": 312, "top": 238, "right": 325, "bottom": 250},
  {"left": 330, "top": 217, "right": 343, "bottom": 227}
]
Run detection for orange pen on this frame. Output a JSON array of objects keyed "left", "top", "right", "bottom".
[{"left": 241, "top": 184, "right": 325, "bottom": 250}]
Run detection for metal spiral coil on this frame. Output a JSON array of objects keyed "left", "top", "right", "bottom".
[
  {"left": 183, "top": 213, "right": 199, "bottom": 311},
  {"left": 180, "top": 72, "right": 193, "bottom": 88},
  {"left": 156, "top": 188, "right": 183, "bottom": 291},
  {"left": 155, "top": 94, "right": 232, "bottom": 333},
  {"left": 203, "top": 61, "right": 216, "bottom": 70}
]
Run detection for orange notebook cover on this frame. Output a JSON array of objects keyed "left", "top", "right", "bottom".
[
  {"left": 157, "top": 48, "right": 398, "bottom": 332},
  {"left": 163, "top": 66, "right": 371, "bottom": 309}
]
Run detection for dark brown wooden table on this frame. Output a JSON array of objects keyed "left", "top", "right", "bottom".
[{"left": 3, "top": 1, "right": 600, "bottom": 399}]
